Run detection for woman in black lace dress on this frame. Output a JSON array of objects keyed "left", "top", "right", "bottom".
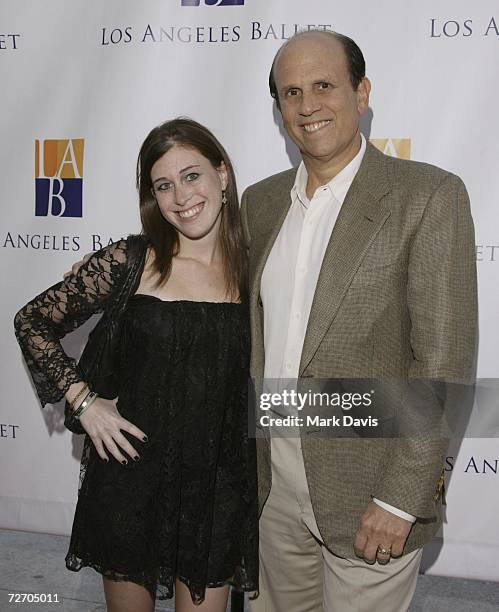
[{"left": 14, "top": 119, "right": 258, "bottom": 612}]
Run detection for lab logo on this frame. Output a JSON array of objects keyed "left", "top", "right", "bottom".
[
  {"left": 181, "top": 0, "right": 244, "bottom": 6},
  {"left": 35, "top": 139, "right": 84, "bottom": 217},
  {"left": 370, "top": 138, "right": 411, "bottom": 160}
]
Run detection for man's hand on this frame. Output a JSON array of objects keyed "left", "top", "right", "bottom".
[
  {"left": 63, "top": 251, "right": 93, "bottom": 279},
  {"left": 353, "top": 500, "right": 413, "bottom": 565}
]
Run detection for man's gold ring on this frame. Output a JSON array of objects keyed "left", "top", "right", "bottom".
[{"left": 377, "top": 546, "right": 391, "bottom": 556}]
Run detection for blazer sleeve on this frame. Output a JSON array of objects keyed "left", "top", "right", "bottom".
[
  {"left": 407, "top": 173, "right": 477, "bottom": 383},
  {"left": 14, "top": 239, "right": 130, "bottom": 407},
  {"left": 373, "top": 173, "right": 478, "bottom": 518}
]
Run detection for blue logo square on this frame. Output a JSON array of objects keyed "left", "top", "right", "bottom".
[{"left": 35, "top": 178, "right": 83, "bottom": 217}]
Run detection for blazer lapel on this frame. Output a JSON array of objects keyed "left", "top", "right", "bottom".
[
  {"left": 249, "top": 169, "right": 296, "bottom": 306},
  {"left": 299, "top": 143, "right": 392, "bottom": 375}
]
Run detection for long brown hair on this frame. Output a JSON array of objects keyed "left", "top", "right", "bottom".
[{"left": 137, "top": 118, "right": 247, "bottom": 302}]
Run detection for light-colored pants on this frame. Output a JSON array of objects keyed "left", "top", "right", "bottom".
[{"left": 251, "top": 436, "right": 422, "bottom": 612}]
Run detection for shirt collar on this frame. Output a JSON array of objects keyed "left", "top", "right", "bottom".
[{"left": 292, "top": 133, "right": 367, "bottom": 208}]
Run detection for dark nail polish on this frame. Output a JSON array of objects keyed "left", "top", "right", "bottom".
[
  {"left": 133, "top": 456, "right": 140, "bottom": 462},
  {"left": 142, "top": 436, "right": 148, "bottom": 443},
  {"left": 121, "top": 459, "right": 128, "bottom": 465}
]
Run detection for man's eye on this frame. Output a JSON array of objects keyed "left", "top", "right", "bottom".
[
  {"left": 185, "top": 172, "right": 200, "bottom": 182},
  {"left": 318, "top": 82, "right": 331, "bottom": 90},
  {"left": 286, "top": 89, "right": 300, "bottom": 97}
]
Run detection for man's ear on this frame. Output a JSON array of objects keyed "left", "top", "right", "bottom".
[{"left": 357, "top": 77, "right": 371, "bottom": 115}]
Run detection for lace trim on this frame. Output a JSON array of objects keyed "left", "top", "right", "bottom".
[{"left": 65, "top": 552, "right": 257, "bottom": 603}]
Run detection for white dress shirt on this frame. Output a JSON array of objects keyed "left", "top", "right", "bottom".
[{"left": 260, "top": 134, "right": 415, "bottom": 523}]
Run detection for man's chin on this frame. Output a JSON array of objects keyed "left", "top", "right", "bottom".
[{"left": 301, "top": 146, "right": 340, "bottom": 164}]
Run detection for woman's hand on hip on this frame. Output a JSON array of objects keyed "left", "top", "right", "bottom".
[{"left": 79, "top": 398, "right": 148, "bottom": 464}]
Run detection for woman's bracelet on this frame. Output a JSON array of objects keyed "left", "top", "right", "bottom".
[
  {"left": 71, "top": 388, "right": 92, "bottom": 413},
  {"left": 69, "top": 384, "right": 89, "bottom": 411},
  {"left": 72, "top": 390, "right": 99, "bottom": 420}
]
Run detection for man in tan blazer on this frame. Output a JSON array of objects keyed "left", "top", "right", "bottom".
[{"left": 241, "top": 30, "right": 477, "bottom": 611}]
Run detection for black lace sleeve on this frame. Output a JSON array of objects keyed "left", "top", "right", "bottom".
[{"left": 14, "top": 240, "right": 129, "bottom": 407}]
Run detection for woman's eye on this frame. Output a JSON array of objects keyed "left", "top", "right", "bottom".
[
  {"left": 185, "top": 172, "right": 200, "bottom": 182},
  {"left": 157, "top": 182, "right": 172, "bottom": 192}
]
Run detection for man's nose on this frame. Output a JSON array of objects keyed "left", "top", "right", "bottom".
[{"left": 299, "top": 90, "right": 321, "bottom": 116}]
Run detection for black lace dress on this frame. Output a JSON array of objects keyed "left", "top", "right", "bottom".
[{"left": 14, "top": 239, "right": 258, "bottom": 603}]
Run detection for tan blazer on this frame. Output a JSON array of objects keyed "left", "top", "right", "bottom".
[{"left": 240, "top": 142, "right": 477, "bottom": 557}]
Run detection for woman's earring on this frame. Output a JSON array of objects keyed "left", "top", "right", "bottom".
[{"left": 222, "top": 190, "right": 227, "bottom": 205}]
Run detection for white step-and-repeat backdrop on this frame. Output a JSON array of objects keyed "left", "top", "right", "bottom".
[{"left": 1, "top": 0, "right": 498, "bottom": 583}]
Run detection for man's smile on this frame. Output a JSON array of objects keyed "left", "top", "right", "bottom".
[{"left": 302, "top": 120, "right": 331, "bottom": 133}]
